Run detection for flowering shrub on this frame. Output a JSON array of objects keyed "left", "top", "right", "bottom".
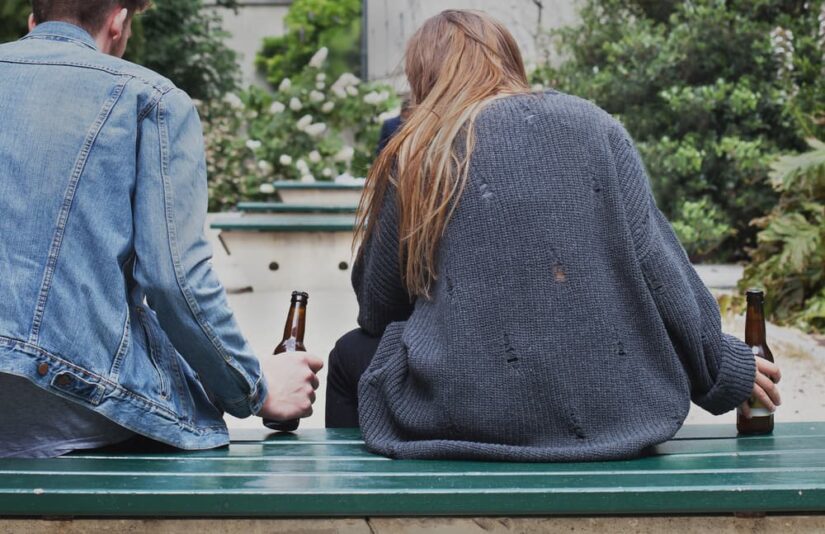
[
  {"left": 537, "top": 0, "right": 825, "bottom": 260},
  {"left": 203, "top": 47, "right": 399, "bottom": 210}
]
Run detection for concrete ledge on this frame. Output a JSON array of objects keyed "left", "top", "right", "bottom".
[{"left": 3, "top": 516, "right": 825, "bottom": 534}]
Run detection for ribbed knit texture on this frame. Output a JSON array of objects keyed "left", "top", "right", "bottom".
[{"left": 354, "top": 91, "right": 756, "bottom": 462}]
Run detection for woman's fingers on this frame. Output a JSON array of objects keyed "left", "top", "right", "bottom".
[
  {"left": 739, "top": 400, "right": 751, "bottom": 419},
  {"left": 756, "top": 357, "right": 781, "bottom": 384},
  {"left": 756, "top": 370, "right": 781, "bottom": 407},
  {"left": 751, "top": 383, "right": 777, "bottom": 413}
]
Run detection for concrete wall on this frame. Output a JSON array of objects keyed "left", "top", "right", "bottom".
[
  {"left": 365, "top": 0, "right": 581, "bottom": 88},
  {"left": 206, "top": 0, "right": 292, "bottom": 86}
]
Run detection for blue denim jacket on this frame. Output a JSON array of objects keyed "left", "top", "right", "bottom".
[{"left": 0, "top": 22, "right": 268, "bottom": 449}]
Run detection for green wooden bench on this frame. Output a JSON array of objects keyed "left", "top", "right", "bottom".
[
  {"left": 271, "top": 181, "right": 363, "bottom": 205},
  {"left": 1, "top": 423, "right": 824, "bottom": 518},
  {"left": 210, "top": 214, "right": 355, "bottom": 233},
  {"left": 235, "top": 202, "right": 358, "bottom": 214}
]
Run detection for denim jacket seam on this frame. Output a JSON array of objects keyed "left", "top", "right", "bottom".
[
  {"left": 21, "top": 34, "right": 97, "bottom": 51},
  {"left": 0, "top": 334, "right": 185, "bottom": 423},
  {"left": 108, "top": 307, "right": 132, "bottom": 381},
  {"left": 156, "top": 91, "right": 259, "bottom": 398},
  {"left": 27, "top": 76, "right": 129, "bottom": 344},
  {"left": 0, "top": 57, "right": 172, "bottom": 93}
]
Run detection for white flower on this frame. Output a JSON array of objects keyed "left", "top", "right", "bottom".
[
  {"left": 321, "top": 101, "right": 335, "bottom": 113},
  {"left": 300, "top": 173, "right": 316, "bottom": 183},
  {"left": 269, "top": 101, "right": 285, "bottom": 114},
  {"left": 531, "top": 83, "right": 544, "bottom": 92},
  {"left": 278, "top": 78, "right": 292, "bottom": 92},
  {"left": 289, "top": 97, "right": 303, "bottom": 111},
  {"left": 308, "top": 47, "right": 329, "bottom": 69},
  {"left": 346, "top": 86, "right": 359, "bottom": 97},
  {"left": 315, "top": 82, "right": 326, "bottom": 91},
  {"left": 332, "top": 86, "right": 347, "bottom": 99},
  {"left": 296, "top": 159, "right": 310, "bottom": 175},
  {"left": 309, "top": 150, "right": 322, "bottom": 163},
  {"left": 296, "top": 114, "right": 314, "bottom": 131},
  {"left": 259, "top": 183, "right": 275, "bottom": 194},
  {"left": 304, "top": 123, "right": 327, "bottom": 137},
  {"left": 364, "top": 90, "right": 390, "bottom": 105},
  {"left": 316, "top": 73, "right": 327, "bottom": 82},
  {"left": 245, "top": 139, "right": 262, "bottom": 150},
  {"left": 334, "top": 146, "right": 355, "bottom": 162},
  {"left": 333, "top": 72, "right": 361, "bottom": 88},
  {"left": 310, "top": 90, "right": 325, "bottom": 103},
  {"left": 322, "top": 167, "right": 334, "bottom": 178},
  {"left": 223, "top": 92, "right": 243, "bottom": 110},
  {"left": 257, "top": 160, "right": 274, "bottom": 175},
  {"left": 279, "top": 154, "right": 293, "bottom": 166}
]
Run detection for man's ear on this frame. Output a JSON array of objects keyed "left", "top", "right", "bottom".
[
  {"left": 28, "top": 13, "right": 36, "bottom": 32},
  {"left": 109, "top": 8, "right": 129, "bottom": 42}
]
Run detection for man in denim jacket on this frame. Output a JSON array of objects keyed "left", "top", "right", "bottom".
[{"left": 0, "top": 1, "right": 322, "bottom": 457}]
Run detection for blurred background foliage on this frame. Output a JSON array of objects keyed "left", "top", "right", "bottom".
[{"left": 534, "top": 0, "right": 825, "bottom": 263}]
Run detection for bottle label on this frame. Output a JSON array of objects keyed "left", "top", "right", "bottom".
[{"left": 738, "top": 397, "right": 771, "bottom": 418}]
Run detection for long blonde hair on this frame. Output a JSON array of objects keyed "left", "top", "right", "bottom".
[{"left": 356, "top": 10, "right": 530, "bottom": 298}]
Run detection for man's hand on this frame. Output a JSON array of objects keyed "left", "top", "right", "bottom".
[
  {"left": 740, "top": 357, "right": 782, "bottom": 418},
  {"left": 257, "top": 352, "right": 324, "bottom": 421}
]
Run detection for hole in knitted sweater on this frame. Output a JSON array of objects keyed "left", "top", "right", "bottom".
[
  {"left": 502, "top": 332, "right": 519, "bottom": 367},
  {"left": 569, "top": 412, "right": 587, "bottom": 440},
  {"left": 553, "top": 264, "right": 567, "bottom": 283},
  {"left": 479, "top": 183, "right": 494, "bottom": 200}
]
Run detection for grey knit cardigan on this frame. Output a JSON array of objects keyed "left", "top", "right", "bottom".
[{"left": 353, "top": 91, "right": 756, "bottom": 462}]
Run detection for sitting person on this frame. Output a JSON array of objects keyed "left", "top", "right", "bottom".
[
  {"left": 0, "top": 1, "right": 322, "bottom": 458},
  {"left": 326, "top": 9, "right": 781, "bottom": 461}
]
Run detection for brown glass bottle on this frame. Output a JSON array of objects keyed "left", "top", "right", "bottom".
[
  {"left": 737, "top": 289, "right": 774, "bottom": 435},
  {"left": 263, "top": 291, "right": 309, "bottom": 432}
]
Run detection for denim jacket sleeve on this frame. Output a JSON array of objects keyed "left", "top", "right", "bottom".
[{"left": 132, "top": 88, "right": 268, "bottom": 418}]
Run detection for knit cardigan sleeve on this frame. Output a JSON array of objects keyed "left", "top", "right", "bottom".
[
  {"left": 352, "top": 184, "right": 415, "bottom": 336},
  {"left": 610, "top": 124, "right": 756, "bottom": 415}
]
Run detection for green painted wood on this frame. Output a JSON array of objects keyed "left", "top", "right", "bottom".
[
  {"left": 209, "top": 215, "right": 355, "bottom": 232},
  {"left": 235, "top": 202, "right": 358, "bottom": 214},
  {"left": 273, "top": 181, "right": 364, "bottom": 190},
  {"left": 1, "top": 423, "right": 824, "bottom": 517}
]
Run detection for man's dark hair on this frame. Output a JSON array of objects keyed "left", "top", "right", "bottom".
[{"left": 32, "top": 1, "right": 151, "bottom": 34}]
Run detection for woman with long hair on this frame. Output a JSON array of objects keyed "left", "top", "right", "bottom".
[{"left": 325, "top": 9, "right": 781, "bottom": 461}]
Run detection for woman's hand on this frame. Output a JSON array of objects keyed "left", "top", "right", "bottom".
[
  {"left": 257, "top": 352, "right": 324, "bottom": 421},
  {"left": 740, "top": 357, "right": 782, "bottom": 418}
]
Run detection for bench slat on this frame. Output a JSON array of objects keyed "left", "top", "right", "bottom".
[
  {"left": 1, "top": 423, "right": 824, "bottom": 517},
  {"left": 235, "top": 202, "right": 358, "bottom": 214},
  {"left": 210, "top": 215, "right": 355, "bottom": 232}
]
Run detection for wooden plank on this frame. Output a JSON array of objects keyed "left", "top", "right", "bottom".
[
  {"left": 209, "top": 215, "right": 355, "bottom": 232},
  {"left": 236, "top": 202, "right": 358, "bottom": 214}
]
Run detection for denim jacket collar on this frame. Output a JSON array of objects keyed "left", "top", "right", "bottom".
[{"left": 23, "top": 21, "right": 98, "bottom": 51}]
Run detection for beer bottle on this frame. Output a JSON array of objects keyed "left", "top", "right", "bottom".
[
  {"left": 737, "top": 289, "right": 774, "bottom": 435},
  {"left": 263, "top": 291, "right": 309, "bottom": 432}
]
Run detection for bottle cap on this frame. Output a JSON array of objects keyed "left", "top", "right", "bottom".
[
  {"left": 746, "top": 288, "right": 764, "bottom": 302},
  {"left": 291, "top": 291, "right": 309, "bottom": 301}
]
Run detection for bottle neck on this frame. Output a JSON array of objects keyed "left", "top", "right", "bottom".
[
  {"left": 281, "top": 301, "right": 306, "bottom": 343},
  {"left": 744, "top": 298, "right": 766, "bottom": 347}
]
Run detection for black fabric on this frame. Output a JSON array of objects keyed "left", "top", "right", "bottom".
[{"left": 325, "top": 328, "right": 381, "bottom": 428}]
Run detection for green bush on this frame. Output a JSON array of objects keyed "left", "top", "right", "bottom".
[
  {"left": 671, "top": 198, "right": 734, "bottom": 261},
  {"left": 0, "top": 0, "right": 28, "bottom": 43},
  {"left": 0, "top": 1, "right": 240, "bottom": 102},
  {"left": 739, "top": 138, "right": 825, "bottom": 333},
  {"left": 125, "top": 0, "right": 240, "bottom": 102},
  {"left": 204, "top": 48, "right": 399, "bottom": 211},
  {"left": 255, "top": 0, "right": 361, "bottom": 85},
  {"left": 537, "top": 0, "right": 825, "bottom": 260}
]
